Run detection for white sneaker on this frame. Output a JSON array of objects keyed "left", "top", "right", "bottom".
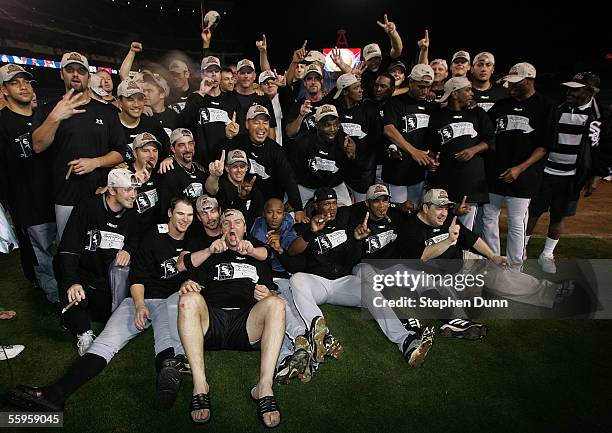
[
  {"left": 538, "top": 254, "right": 557, "bottom": 274},
  {"left": 0, "top": 345, "right": 25, "bottom": 360},
  {"left": 77, "top": 330, "right": 96, "bottom": 356}
]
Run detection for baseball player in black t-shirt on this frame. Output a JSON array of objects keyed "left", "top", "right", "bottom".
[
  {"left": 31, "top": 52, "right": 125, "bottom": 243},
  {"left": 177, "top": 209, "right": 284, "bottom": 427},
  {"left": 0, "top": 64, "right": 58, "bottom": 305}
]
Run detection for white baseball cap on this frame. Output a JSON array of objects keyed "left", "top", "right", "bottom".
[
  {"left": 305, "top": 50, "right": 326, "bottom": 64},
  {"left": 236, "top": 59, "right": 255, "bottom": 72},
  {"left": 226, "top": 149, "right": 249, "bottom": 166},
  {"left": 117, "top": 79, "right": 144, "bottom": 98},
  {"left": 170, "top": 128, "right": 194, "bottom": 145},
  {"left": 61, "top": 52, "right": 90, "bottom": 70},
  {"left": 437, "top": 77, "right": 471, "bottom": 103},
  {"left": 258, "top": 70, "right": 276, "bottom": 85},
  {"left": 88, "top": 74, "right": 109, "bottom": 97},
  {"left": 133, "top": 132, "right": 161, "bottom": 149},
  {"left": 246, "top": 104, "right": 270, "bottom": 120},
  {"left": 473, "top": 52, "right": 495, "bottom": 66},
  {"left": 334, "top": 73, "right": 359, "bottom": 99},
  {"left": 201, "top": 56, "right": 221, "bottom": 71},
  {"left": 451, "top": 50, "right": 471, "bottom": 63},
  {"left": 0, "top": 64, "right": 33, "bottom": 82},
  {"left": 409, "top": 64, "right": 435, "bottom": 85},
  {"left": 366, "top": 184, "right": 390, "bottom": 201},
  {"left": 102, "top": 168, "right": 140, "bottom": 193},
  {"left": 363, "top": 43, "right": 382, "bottom": 61},
  {"left": 423, "top": 189, "right": 455, "bottom": 206},
  {"left": 196, "top": 195, "right": 219, "bottom": 212},
  {"left": 169, "top": 59, "right": 189, "bottom": 73},
  {"left": 303, "top": 63, "right": 323, "bottom": 79},
  {"left": 502, "top": 62, "right": 536, "bottom": 83},
  {"left": 430, "top": 59, "right": 448, "bottom": 71},
  {"left": 314, "top": 104, "right": 339, "bottom": 122}
]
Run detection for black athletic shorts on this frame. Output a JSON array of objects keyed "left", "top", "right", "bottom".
[
  {"left": 204, "top": 306, "right": 260, "bottom": 351},
  {"left": 529, "top": 173, "right": 580, "bottom": 219}
]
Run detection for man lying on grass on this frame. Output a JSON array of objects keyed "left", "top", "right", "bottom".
[{"left": 178, "top": 208, "right": 285, "bottom": 428}]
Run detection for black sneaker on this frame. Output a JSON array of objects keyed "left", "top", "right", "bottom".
[
  {"left": 402, "top": 326, "right": 434, "bottom": 368},
  {"left": 275, "top": 336, "right": 312, "bottom": 384},
  {"left": 155, "top": 358, "right": 183, "bottom": 410},
  {"left": 440, "top": 318, "right": 488, "bottom": 340}
]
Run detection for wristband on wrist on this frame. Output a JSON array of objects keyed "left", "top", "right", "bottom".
[{"left": 183, "top": 252, "right": 194, "bottom": 271}]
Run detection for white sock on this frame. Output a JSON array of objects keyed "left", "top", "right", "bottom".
[
  {"left": 541, "top": 237, "right": 559, "bottom": 257},
  {"left": 525, "top": 235, "right": 531, "bottom": 247}
]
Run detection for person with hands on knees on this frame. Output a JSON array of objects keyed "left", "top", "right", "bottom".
[
  {"left": 55, "top": 168, "right": 140, "bottom": 356},
  {"left": 178, "top": 209, "right": 285, "bottom": 428},
  {"left": 5, "top": 197, "right": 195, "bottom": 414}
]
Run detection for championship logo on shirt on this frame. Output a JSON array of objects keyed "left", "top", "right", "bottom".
[
  {"left": 14, "top": 133, "right": 33, "bottom": 159},
  {"left": 424, "top": 232, "right": 450, "bottom": 246},
  {"left": 341, "top": 122, "right": 367, "bottom": 139},
  {"left": 366, "top": 230, "right": 397, "bottom": 254},
  {"left": 477, "top": 102, "right": 494, "bottom": 112},
  {"left": 314, "top": 230, "right": 348, "bottom": 254},
  {"left": 589, "top": 121, "right": 602, "bottom": 147},
  {"left": 198, "top": 107, "right": 231, "bottom": 125},
  {"left": 85, "top": 230, "right": 125, "bottom": 251},
  {"left": 160, "top": 256, "right": 179, "bottom": 279},
  {"left": 183, "top": 183, "right": 203, "bottom": 198},
  {"left": 170, "top": 102, "right": 186, "bottom": 114},
  {"left": 438, "top": 122, "right": 478, "bottom": 145},
  {"left": 214, "top": 262, "right": 259, "bottom": 282},
  {"left": 304, "top": 115, "right": 316, "bottom": 130},
  {"left": 136, "top": 189, "right": 158, "bottom": 213},
  {"left": 495, "top": 115, "right": 534, "bottom": 134},
  {"left": 308, "top": 156, "right": 339, "bottom": 173},
  {"left": 249, "top": 159, "right": 271, "bottom": 179},
  {"left": 401, "top": 113, "right": 430, "bottom": 134}
]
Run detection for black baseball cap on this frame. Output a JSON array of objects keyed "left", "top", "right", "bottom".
[
  {"left": 314, "top": 187, "right": 337, "bottom": 203},
  {"left": 562, "top": 72, "right": 601, "bottom": 90}
]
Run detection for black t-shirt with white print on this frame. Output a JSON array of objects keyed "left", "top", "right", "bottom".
[
  {"left": 129, "top": 224, "right": 190, "bottom": 299},
  {"left": 472, "top": 84, "right": 507, "bottom": 113},
  {"left": 229, "top": 134, "right": 303, "bottom": 211},
  {"left": 188, "top": 236, "right": 275, "bottom": 309},
  {"left": 294, "top": 207, "right": 362, "bottom": 280},
  {"left": 56, "top": 194, "right": 137, "bottom": 291},
  {"left": 168, "top": 83, "right": 198, "bottom": 114},
  {"left": 31, "top": 98, "right": 126, "bottom": 206},
  {"left": 402, "top": 213, "right": 478, "bottom": 261},
  {"left": 382, "top": 94, "right": 439, "bottom": 186},
  {"left": 120, "top": 116, "right": 170, "bottom": 164},
  {"left": 128, "top": 164, "right": 161, "bottom": 233},
  {"left": 177, "top": 91, "right": 240, "bottom": 165},
  {"left": 0, "top": 108, "right": 54, "bottom": 227},
  {"left": 216, "top": 175, "right": 265, "bottom": 227},
  {"left": 335, "top": 99, "right": 383, "bottom": 192},
  {"left": 150, "top": 108, "right": 178, "bottom": 141},
  {"left": 487, "top": 92, "right": 557, "bottom": 198},
  {"left": 291, "top": 128, "right": 350, "bottom": 189},
  {"left": 156, "top": 161, "right": 208, "bottom": 218},
  {"left": 361, "top": 55, "right": 393, "bottom": 100},
  {"left": 348, "top": 202, "right": 406, "bottom": 259},
  {"left": 286, "top": 95, "right": 331, "bottom": 138},
  {"left": 428, "top": 106, "right": 495, "bottom": 204}
]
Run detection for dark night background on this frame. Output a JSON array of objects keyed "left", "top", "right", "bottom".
[{"left": 1, "top": 0, "right": 610, "bottom": 103}]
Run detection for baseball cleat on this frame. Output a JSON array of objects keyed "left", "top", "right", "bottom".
[
  {"left": 309, "top": 316, "right": 329, "bottom": 363},
  {"left": 76, "top": 330, "right": 96, "bottom": 356},
  {"left": 538, "top": 254, "right": 557, "bottom": 274},
  {"left": 323, "top": 332, "right": 344, "bottom": 360},
  {"left": 155, "top": 358, "right": 183, "bottom": 410},
  {"left": 275, "top": 336, "right": 313, "bottom": 384},
  {"left": 403, "top": 326, "right": 434, "bottom": 368},
  {"left": 440, "top": 318, "right": 488, "bottom": 340}
]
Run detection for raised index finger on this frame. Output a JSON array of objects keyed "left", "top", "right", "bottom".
[
  {"left": 302, "top": 39, "right": 308, "bottom": 49},
  {"left": 384, "top": 13, "right": 389, "bottom": 24},
  {"left": 220, "top": 149, "right": 226, "bottom": 163},
  {"left": 249, "top": 175, "right": 257, "bottom": 185},
  {"left": 231, "top": 111, "right": 236, "bottom": 123},
  {"left": 460, "top": 195, "right": 467, "bottom": 207},
  {"left": 451, "top": 216, "right": 457, "bottom": 227},
  {"left": 425, "top": 29, "right": 429, "bottom": 41},
  {"left": 363, "top": 211, "right": 369, "bottom": 226}
]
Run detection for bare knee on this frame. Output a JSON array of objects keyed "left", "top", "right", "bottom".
[
  {"left": 179, "top": 292, "right": 204, "bottom": 312},
  {"left": 263, "top": 295, "right": 285, "bottom": 317}
]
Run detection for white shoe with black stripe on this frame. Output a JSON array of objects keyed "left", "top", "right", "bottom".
[{"left": 440, "top": 318, "right": 488, "bottom": 340}]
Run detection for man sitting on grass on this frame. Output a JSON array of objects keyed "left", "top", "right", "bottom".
[
  {"left": 177, "top": 209, "right": 285, "bottom": 428},
  {"left": 5, "top": 197, "right": 196, "bottom": 412}
]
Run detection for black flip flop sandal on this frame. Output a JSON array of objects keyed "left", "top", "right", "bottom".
[
  {"left": 250, "top": 385, "right": 281, "bottom": 429},
  {"left": 189, "top": 393, "right": 212, "bottom": 424}
]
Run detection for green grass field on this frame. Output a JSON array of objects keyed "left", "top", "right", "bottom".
[{"left": 1, "top": 236, "right": 611, "bottom": 432}]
